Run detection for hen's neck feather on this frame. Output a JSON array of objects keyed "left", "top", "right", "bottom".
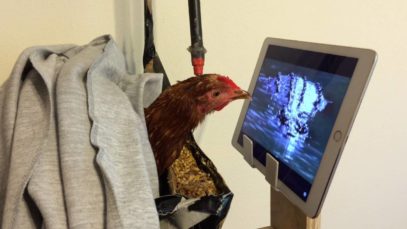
[{"left": 145, "top": 82, "right": 207, "bottom": 175}]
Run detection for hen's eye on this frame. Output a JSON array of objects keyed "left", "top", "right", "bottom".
[{"left": 213, "top": 91, "right": 221, "bottom": 97}]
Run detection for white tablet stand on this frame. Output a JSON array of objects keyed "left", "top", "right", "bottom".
[{"left": 241, "top": 135, "right": 320, "bottom": 229}]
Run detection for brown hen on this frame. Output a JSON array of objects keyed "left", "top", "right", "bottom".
[{"left": 145, "top": 74, "right": 251, "bottom": 175}]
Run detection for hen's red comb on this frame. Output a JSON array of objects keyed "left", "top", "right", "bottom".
[{"left": 217, "top": 75, "right": 240, "bottom": 89}]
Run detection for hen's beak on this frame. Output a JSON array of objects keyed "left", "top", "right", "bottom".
[{"left": 233, "top": 89, "right": 251, "bottom": 100}]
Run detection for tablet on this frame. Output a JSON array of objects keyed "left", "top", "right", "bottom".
[{"left": 232, "top": 37, "right": 376, "bottom": 218}]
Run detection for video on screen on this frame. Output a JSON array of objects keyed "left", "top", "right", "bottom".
[{"left": 242, "top": 59, "right": 350, "bottom": 184}]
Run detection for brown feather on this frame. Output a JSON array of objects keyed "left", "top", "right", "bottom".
[{"left": 145, "top": 74, "right": 250, "bottom": 175}]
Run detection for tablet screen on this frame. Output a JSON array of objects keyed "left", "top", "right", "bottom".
[{"left": 238, "top": 45, "right": 358, "bottom": 201}]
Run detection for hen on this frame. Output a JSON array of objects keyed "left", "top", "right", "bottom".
[{"left": 145, "top": 74, "right": 251, "bottom": 175}]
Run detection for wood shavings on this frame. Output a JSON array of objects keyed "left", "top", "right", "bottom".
[{"left": 168, "top": 146, "right": 218, "bottom": 198}]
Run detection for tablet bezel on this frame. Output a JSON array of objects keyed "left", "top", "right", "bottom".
[{"left": 231, "top": 37, "right": 377, "bottom": 217}]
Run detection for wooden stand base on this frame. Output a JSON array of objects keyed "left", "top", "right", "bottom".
[{"left": 260, "top": 188, "right": 321, "bottom": 229}]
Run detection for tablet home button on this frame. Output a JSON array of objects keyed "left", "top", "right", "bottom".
[{"left": 333, "top": 131, "right": 342, "bottom": 142}]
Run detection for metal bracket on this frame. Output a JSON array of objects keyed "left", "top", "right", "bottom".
[
  {"left": 242, "top": 135, "right": 255, "bottom": 167},
  {"left": 242, "top": 134, "right": 280, "bottom": 191}
]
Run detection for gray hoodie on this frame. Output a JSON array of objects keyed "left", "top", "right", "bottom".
[{"left": 0, "top": 35, "right": 161, "bottom": 229}]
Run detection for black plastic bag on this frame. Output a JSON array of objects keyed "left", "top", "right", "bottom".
[{"left": 156, "top": 135, "right": 233, "bottom": 229}]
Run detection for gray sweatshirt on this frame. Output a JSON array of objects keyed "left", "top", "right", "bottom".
[{"left": 0, "top": 35, "right": 161, "bottom": 229}]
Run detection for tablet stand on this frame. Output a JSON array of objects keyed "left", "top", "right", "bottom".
[{"left": 242, "top": 135, "right": 321, "bottom": 229}]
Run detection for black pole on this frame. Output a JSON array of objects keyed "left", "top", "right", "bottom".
[{"left": 188, "top": 0, "right": 206, "bottom": 76}]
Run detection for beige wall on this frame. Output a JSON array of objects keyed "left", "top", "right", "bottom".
[
  {"left": 1, "top": 1, "right": 406, "bottom": 229},
  {"left": 0, "top": 0, "right": 115, "bottom": 82}
]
